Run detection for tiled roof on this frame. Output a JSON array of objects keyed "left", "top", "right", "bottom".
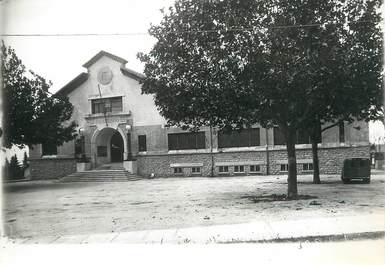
[
  {"left": 120, "top": 66, "right": 145, "bottom": 82},
  {"left": 55, "top": 72, "right": 89, "bottom": 96}
]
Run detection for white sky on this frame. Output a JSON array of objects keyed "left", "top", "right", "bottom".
[
  {"left": 1, "top": 0, "right": 174, "bottom": 92},
  {"left": 1, "top": 0, "right": 384, "bottom": 148}
]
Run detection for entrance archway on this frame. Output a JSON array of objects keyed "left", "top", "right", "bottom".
[
  {"left": 91, "top": 127, "right": 127, "bottom": 168},
  {"left": 110, "top": 131, "right": 124, "bottom": 162}
]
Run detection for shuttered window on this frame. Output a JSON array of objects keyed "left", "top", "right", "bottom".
[
  {"left": 273, "top": 127, "right": 321, "bottom": 145},
  {"left": 273, "top": 127, "right": 286, "bottom": 145},
  {"left": 138, "top": 135, "right": 147, "bottom": 152},
  {"left": 42, "top": 142, "right": 57, "bottom": 156},
  {"left": 168, "top": 132, "right": 206, "bottom": 150},
  {"left": 218, "top": 128, "right": 260, "bottom": 148}
]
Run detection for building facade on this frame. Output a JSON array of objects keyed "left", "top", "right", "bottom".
[{"left": 29, "top": 51, "right": 370, "bottom": 179}]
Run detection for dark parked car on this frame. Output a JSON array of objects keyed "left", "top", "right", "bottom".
[{"left": 341, "top": 158, "right": 371, "bottom": 184}]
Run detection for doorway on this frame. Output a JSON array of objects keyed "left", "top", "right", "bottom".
[{"left": 110, "top": 130, "right": 124, "bottom": 162}]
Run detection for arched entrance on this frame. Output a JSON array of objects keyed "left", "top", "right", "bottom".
[
  {"left": 110, "top": 131, "right": 124, "bottom": 162},
  {"left": 91, "top": 127, "right": 127, "bottom": 168}
]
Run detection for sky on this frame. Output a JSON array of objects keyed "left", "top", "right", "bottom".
[
  {"left": 1, "top": 0, "right": 175, "bottom": 92},
  {"left": 1, "top": 0, "right": 384, "bottom": 158}
]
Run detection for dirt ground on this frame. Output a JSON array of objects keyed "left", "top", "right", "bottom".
[{"left": 3, "top": 172, "right": 385, "bottom": 238}]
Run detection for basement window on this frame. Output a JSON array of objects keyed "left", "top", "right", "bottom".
[
  {"left": 173, "top": 167, "right": 183, "bottom": 174},
  {"left": 234, "top": 165, "right": 245, "bottom": 173},
  {"left": 280, "top": 164, "right": 289, "bottom": 172},
  {"left": 303, "top": 163, "right": 314, "bottom": 171},
  {"left": 191, "top": 167, "right": 201, "bottom": 174},
  {"left": 249, "top": 165, "right": 261, "bottom": 173},
  {"left": 218, "top": 166, "right": 229, "bottom": 173}
]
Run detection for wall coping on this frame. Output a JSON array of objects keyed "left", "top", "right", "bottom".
[
  {"left": 137, "top": 144, "right": 370, "bottom": 157},
  {"left": 215, "top": 161, "right": 265, "bottom": 166},
  {"left": 29, "top": 157, "right": 76, "bottom": 161},
  {"left": 170, "top": 163, "right": 203, "bottom": 168},
  {"left": 276, "top": 159, "right": 313, "bottom": 164}
]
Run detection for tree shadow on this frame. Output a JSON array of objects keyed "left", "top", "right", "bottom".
[
  {"left": 240, "top": 193, "right": 318, "bottom": 203},
  {"left": 3, "top": 181, "right": 100, "bottom": 193}
]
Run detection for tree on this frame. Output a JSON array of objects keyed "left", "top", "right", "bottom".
[
  {"left": 138, "top": 0, "right": 383, "bottom": 199},
  {"left": 1, "top": 42, "right": 77, "bottom": 148},
  {"left": 4, "top": 158, "right": 10, "bottom": 179},
  {"left": 304, "top": 0, "right": 383, "bottom": 184},
  {"left": 8, "top": 154, "right": 23, "bottom": 180},
  {"left": 22, "top": 151, "right": 28, "bottom": 170}
]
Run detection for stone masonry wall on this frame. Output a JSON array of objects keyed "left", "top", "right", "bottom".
[
  {"left": 137, "top": 153, "right": 213, "bottom": 177},
  {"left": 29, "top": 158, "right": 76, "bottom": 180},
  {"left": 318, "top": 146, "right": 370, "bottom": 174},
  {"left": 136, "top": 146, "right": 369, "bottom": 177}
]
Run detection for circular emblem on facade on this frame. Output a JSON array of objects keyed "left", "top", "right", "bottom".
[{"left": 97, "top": 67, "right": 113, "bottom": 85}]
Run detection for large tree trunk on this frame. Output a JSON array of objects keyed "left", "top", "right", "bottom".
[
  {"left": 286, "top": 129, "right": 298, "bottom": 199},
  {"left": 311, "top": 135, "right": 321, "bottom": 184}
]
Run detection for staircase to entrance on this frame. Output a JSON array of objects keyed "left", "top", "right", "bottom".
[{"left": 60, "top": 163, "right": 143, "bottom": 182}]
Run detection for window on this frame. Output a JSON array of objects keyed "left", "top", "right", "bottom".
[
  {"left": 280, "top": 164, "right": 289, "bottom": 172},
  {"left": 138, "top": 135, "right": 147, "bottom": 152},
  {"left": 91, "top": 97, "right": 122, "bottom": 114},
  {"left": 339, "top": 121, "right": 345, "bottom": 143},
  {"left": 218, "top": 166, "right": 229, "bottom": 173},
  {"left": 173, "top": 167, "right": 183, "bottom": 174},
  {"left": 274, "top": 127, "right": 286, "bottom": 145},
  {"left": 297, "top": 130, "right": 311, "bottom": 144},
  {"left": 42, "top": 142, "right": 57, "bottom": 156},
  {"left": 168, "top": 132, "right": 205, "bottom": 150},
  {"left": 97, "top": 146, "right": 107, "bottom": 157},
  {"left": 192, "top": 167, "right": 201, "bottom": 174},
  {"left": 303, "top": 163, "right": 314, "bottom": 171},
  {"left": 218, "top": 128, "right": 260, "bottom": 148},
  {"left": 274, "top": 127, "right": 320, "bottom": 145},
  {"left": 250, "top": 165, "right": 261, "bottom": 173},
  {"left": 234, "top": 165, "right": 245, "bottom": 173}
]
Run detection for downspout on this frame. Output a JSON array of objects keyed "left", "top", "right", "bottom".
[
  {"left": 265, "top": 128, "right": 270, "bottom": 175},
  {"left": 210, "top": 125, "right": 214, "bottom": 177}
]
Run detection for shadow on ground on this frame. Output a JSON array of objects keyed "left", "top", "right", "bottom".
[{"left": 3, "top": 182, "right": 99, "bottom": 193}]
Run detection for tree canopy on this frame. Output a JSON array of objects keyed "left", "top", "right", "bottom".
[
  {"left": 138, "top": 0, "right": 383, "bottom": 198},
  {"left": 1, "top": 42, "right": 77, "bottom": 148}
]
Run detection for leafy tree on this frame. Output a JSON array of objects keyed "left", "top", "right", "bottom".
[
  {"left": 1, "top": 42, "right": 77, "bottom": 149},
  {"left": 139, "top": 0, "right": 383, "bottom": 198},
  {"left": 303, "top": 0, "right": 383, "bottom": 184}
]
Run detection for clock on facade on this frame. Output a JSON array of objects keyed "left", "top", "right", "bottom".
[{"left": 97, "top": 67, "right": 113, "bottom": 85}]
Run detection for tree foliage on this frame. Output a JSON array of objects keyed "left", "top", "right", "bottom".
[
  {"left": 1, "top": 42, "right": 77, "bottom": 148},
  {"left": 6, "top": 155, "right": 23, "bottom": 180},
  {"left": 22, "top": 151, "right": 28, "bottom": 169},
  {"left": 138, "top": 0, "right": 383, "bottom": 198}
]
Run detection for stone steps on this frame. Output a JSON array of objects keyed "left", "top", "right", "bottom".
[{"left": 60, "top": 170, "right": 144, "bottom": 182}]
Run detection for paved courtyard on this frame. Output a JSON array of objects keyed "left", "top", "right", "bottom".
[{"left": 3, "top": 172, "right": 385, "bottom": 239}]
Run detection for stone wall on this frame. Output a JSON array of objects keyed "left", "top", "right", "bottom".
[
  {"left": 318, "top": 146, "right": 370, "bottom": 174},
  {"left": 29, "top": 158, "right": 76, "bottom": 180},
  {"left": 137, "top": 153, "right": 213, "bottom": 177},
  {"left": 136, "top": 145, "right": 370, "bottom": 177}
]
